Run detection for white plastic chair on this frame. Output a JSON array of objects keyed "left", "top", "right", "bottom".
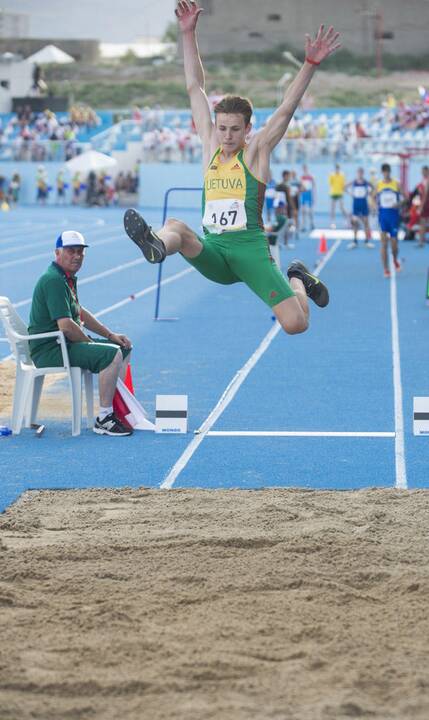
[{"left": 0, "top": 296, "right": 94, "bottom": 436}]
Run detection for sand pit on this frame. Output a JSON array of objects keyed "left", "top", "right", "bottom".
[{"left": 1, "top": 487, "right": 429, "bottom": 719}]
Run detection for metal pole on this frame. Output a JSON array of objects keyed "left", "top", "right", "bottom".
[
  {"left": 153, "top": 187, "right": 203, "bottom": 321},
  {"left": 153, "top": 188, "right": 171, "bottom": 320}
]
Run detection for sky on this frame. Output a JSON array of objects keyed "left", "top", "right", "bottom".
[{"left": 2, "top": 0, "right": 176, "bottom": 42}]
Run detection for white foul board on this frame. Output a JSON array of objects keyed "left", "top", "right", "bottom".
[
  {"left": 155, "top": 395, "right": 188, "bottom": 434},
  {"left": 413, "top": 397, "right": 429, "bottom": 436}
]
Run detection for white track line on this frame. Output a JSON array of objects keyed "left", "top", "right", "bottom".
[
  {"left": 389, "top": 258, "right": 407, "bottom": 489},
  {"left": 13, "top": 258, "right": 146, "bottom": 309},
  {"left": 310, "top": 228, "right": 382, "bottom": 241},
  {"left": 95, "top": 267, "right": 194, "bottom": 318},
  {"left": 0, "top": 224, "right": 123, "bottom": 257},
  {"left": 0, "top": 235, "right": 120, "bottom": 270},
  {"left": 161, "top": 240, "right": 341, "bottom": 489},
  {"left": 0, "top": 266, "right": 195, "bottom": 364},
  {"left": 205, "top": 431, "right": 395, "bottom": 438}
]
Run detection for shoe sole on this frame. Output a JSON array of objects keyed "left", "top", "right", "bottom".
[
  {"left": 93, "top": 426, "right": 132, "bottom": 436},
  {"left": 288, "top": 260, "right": 329, "bottom": 308},
  {"left": 124, "top": 208, "right": 165, "bottom": 263}
]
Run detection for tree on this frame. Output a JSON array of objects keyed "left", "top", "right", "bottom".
[{"left": 162, "top": 21, "right": 178, "bottom": 44}]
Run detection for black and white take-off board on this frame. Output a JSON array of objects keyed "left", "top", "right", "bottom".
[
  {"left": 155, "top": 395, "right": 188, "bottom": 434},
  {"left": 413, "top": 397, "right": 429, "bottom": 436}
]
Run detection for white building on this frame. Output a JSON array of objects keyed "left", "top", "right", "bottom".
[
  {"left": 0, "top": 54, "right": 32, "bottom": 112},
  {"left": 196, "top": 0, "right": 429, "bottom": 56}
]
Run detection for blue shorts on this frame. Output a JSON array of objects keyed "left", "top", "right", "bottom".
[
  {"left": 353, "top": 200, "right": 369, "bottom": 217},
  {"left": 379, "top": 211, "right": 399, "bottom": 237},
  {"left": 265, "top": 197, "right": 274, "bottom": 210},
  {"left": 301, "top": 191, "right": 313, "bottom": 206}
]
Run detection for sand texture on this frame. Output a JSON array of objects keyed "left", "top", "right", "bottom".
[{"left": 0, "top": 487, "right": 429, "bottom": 720}]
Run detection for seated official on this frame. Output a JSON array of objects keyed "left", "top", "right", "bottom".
[{"left": 28, "top": 230, "right": 133, "bottom": 436}]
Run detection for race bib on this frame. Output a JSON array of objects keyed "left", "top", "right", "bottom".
[
  {"left": 379, "top": 190, "right": 397, "bottom": 209},
  {"left": 203, "top": 198, "right": 247, "bottom": 234},
  {"left": 353, "top": 186, "right": 367, "bottom": 199}
]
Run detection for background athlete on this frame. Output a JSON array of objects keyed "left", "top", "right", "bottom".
[
  {"left": 300, "top": 164, "right": 316, "bottom": 232},
  {"left": 375, "top": 163, "right": 403, "bottom": 278},
  {"left": 346, "top": 167, "right": 374, "bottom": 249},
  {"left": 124, "top": 0, "right": 340, "bottom": 335}
]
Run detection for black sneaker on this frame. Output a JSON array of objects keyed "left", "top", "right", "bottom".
[
  {"left": 93, "top": 413, "right": 133, "bottom": 436},
  {"left": 287, "top": 260, "right": 329, "bottom": 307},
  {"left": 123, "top": 208, "right": 166, "bottom": 263}
]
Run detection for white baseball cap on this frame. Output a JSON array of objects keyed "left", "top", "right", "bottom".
[{"left": 56, "top": 230, "right": 89, "bottom": 249}]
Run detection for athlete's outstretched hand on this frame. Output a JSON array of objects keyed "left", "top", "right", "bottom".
[
  {"left": 175, "top": 1, "right": 203, "bottom": 33},
  {"left": 305, "top": 25, "right": 341, "bottom": 65}
]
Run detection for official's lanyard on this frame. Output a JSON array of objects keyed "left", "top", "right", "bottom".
[{"left": 65, "top": 273, "right": 83, "bottom": 321}]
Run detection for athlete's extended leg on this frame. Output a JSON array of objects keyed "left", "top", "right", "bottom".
[
  {"left": 158, "top": 218, "right": 202, "bottom": 258},
  {"left": 124, "top": 208, "right": 201, "bottom": 262}
]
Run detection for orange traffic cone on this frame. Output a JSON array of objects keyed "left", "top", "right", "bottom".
[{"left": 318, "top": 234, "right": 328, "bottom": 254}]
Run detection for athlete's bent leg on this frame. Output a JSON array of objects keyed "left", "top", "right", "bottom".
[
  {"left": 273, "top": 290, "right": 309, "bottom": 335},
  {"left": 124, "top": 208, "right": 202, "bottom": 263}
]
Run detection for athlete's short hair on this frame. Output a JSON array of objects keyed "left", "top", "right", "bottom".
[
  {"left": 214, "top": 96, "right": 253, "bottom": 126},
  {"left": 381, "top": 163, "right": 391, "bottom": 173}
]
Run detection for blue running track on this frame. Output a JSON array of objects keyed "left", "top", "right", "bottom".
[{"left": 1, "top": 205, "right": 428, "bottom": 511}]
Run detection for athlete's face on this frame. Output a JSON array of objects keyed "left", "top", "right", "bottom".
[{"left": 215, "top": 113, "right": 251, "bottom": 154}]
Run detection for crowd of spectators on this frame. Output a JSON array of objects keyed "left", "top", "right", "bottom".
[
  {"left": 71, "top": 167, "right": 138, "bottom": 207},
  {"left": 0, "top": 105, "right": 101, "bottom": 162},
  {"left": 33, "top": 166, "right": 139, "bottom": 207},
  {"left": 124, "top": 91, "right": 428, "bottom": 165},
  {"left": 0, "top": 172, "right": 21, "bottom": 206},
  {"left": 0, "top": 165, "right": 139, "bottom": 209}
]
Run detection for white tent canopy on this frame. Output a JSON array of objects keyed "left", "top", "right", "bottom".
[
  {"left": 26, "top": 45, "right": 75, "bottom": 65},
  {"left": 65, "top": 151, "right": 117, "bottom": 174}
]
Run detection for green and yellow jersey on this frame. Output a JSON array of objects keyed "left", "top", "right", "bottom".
[{"left": 202, "top": 147, "right": 266, "bottom": 235}]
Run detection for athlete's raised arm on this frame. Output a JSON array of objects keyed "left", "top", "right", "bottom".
[
  {"left": 254, "top": 26, "right": 341, "bottom": 154},
  {"left": 176, "top": 1, "right": 214, "bottom": 152}
]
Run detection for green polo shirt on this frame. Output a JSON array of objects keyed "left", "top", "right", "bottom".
[{"left": 28, "top": 262, "right": 81, "bottom": 361}]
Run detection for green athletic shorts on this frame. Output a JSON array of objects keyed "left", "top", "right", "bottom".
[
  {"left": 32, "top": 338, "right": 131, "bottom": 373},
  {"left": 183, "top": 229, "right": 295, "bottom": 308}
]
